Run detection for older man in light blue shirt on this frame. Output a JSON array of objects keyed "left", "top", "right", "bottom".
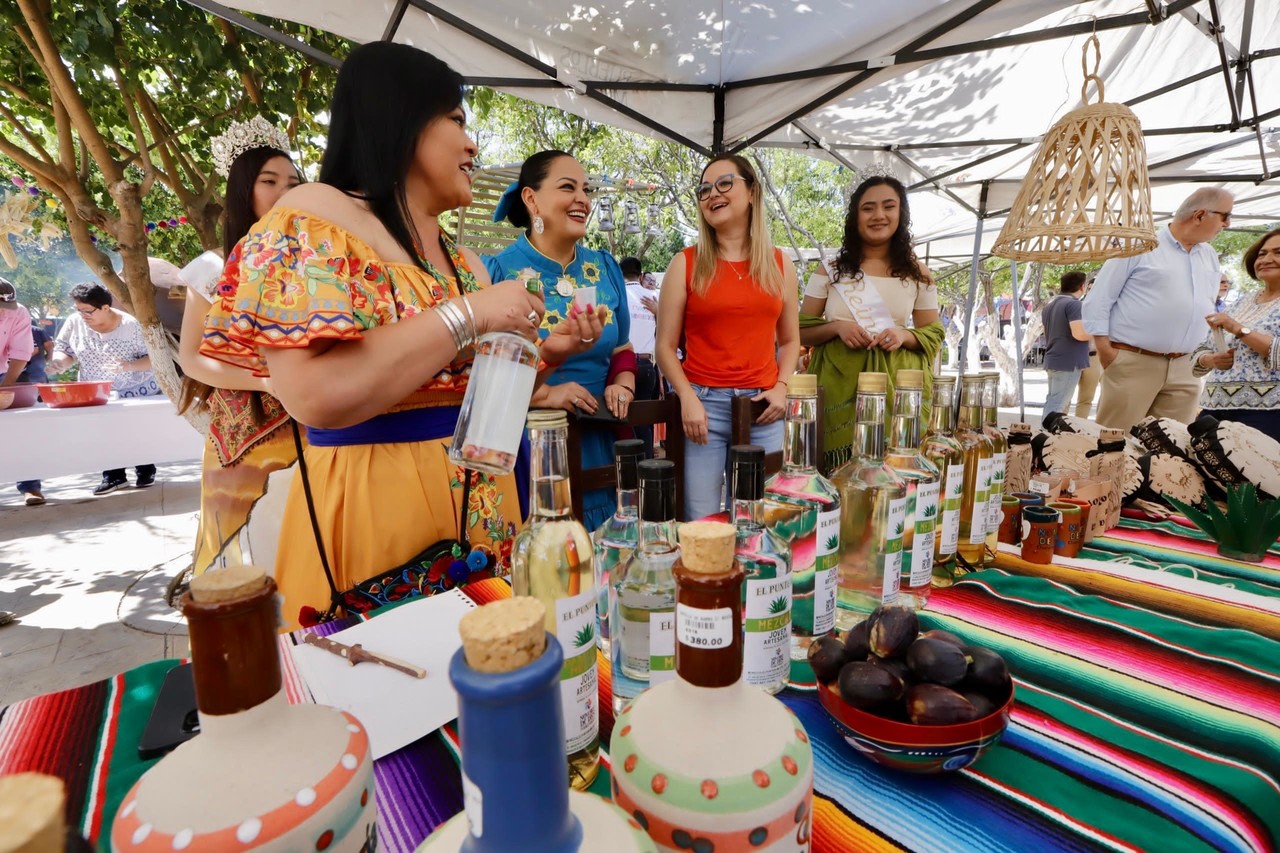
[{"left": 1083, "top": 188, "right": 1230, "bottom": 429}]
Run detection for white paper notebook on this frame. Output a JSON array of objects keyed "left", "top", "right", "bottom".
[{"left": 289, "top": 589, "right": 477, "bottom": 759}]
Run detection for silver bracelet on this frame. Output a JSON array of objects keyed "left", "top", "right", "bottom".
[
  {"left": 436, "top": 300, "right": 472, "bottom": 352},
  {"left": 459, "top": 294, "right": 478, "bottom": 345}
]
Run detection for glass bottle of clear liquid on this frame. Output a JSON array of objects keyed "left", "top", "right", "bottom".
[
  {"left": 764, "top": 373, "right": 839, "bottom": 671},
  {"left": 611, "top": 459, "right": 679, "bottom": 713},
  {"left": 729, "top": 445, "right": 791, "bottom": 695},
  {"left": 448, "top": 331, "right": 540, "bottom": 475},
  {"left": 831, "top": 372, "right": 908, "bottom": 625},
  {"left": 591, "top": 439, "right": 647, "bottom": 656},
  {"left": 510, "top": 409, "right": 599, "bottom": 790},
  {"left": 981, "top": 372, "right": 1008, "bottom": 561},
  {"left": 884, "top": 369, "right": 940, "bottom": 610},
  {"left": 955, "top": 375, "right": 995, "bottom": 571},
  {"left": 921, "top": 374, "right": 966, "bottom": 586}
]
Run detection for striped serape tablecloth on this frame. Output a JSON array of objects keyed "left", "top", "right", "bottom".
[{"left": 3, "top": 543, "right": 1278, "bottom": 852}]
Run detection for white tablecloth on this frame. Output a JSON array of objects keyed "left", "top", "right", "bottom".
[{"left": 0, "top": 397, "right": 204, "bottom": 482}]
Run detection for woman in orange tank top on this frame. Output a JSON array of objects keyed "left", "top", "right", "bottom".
[{"left": 656, "top": 155, "right": 801, "bottom": 520}]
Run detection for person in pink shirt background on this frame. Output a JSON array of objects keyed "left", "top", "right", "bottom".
[{"left": 0, "top": 277, "right": 44, "bottom": 505}]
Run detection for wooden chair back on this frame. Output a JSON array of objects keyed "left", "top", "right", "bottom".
[
  {"left": 564, "top": 397, "right": 685, "bottom": 521},
  {"left": 730, "top": 387, "right": 825, "bottom": 476}
]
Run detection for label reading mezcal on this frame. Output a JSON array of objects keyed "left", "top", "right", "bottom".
[
  {"left": 909, "top": 480, "right": 940, "bottom": 587},
  {"left": 882, "top": 497, "right": 907, "bottom": 602},
  {"left": 555, "top": 591, "right": 598, "bottom": 754},
  {"left": 744, "top": 573, "right": 791, "bottom": 686}
]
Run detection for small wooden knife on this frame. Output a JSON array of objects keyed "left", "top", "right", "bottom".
[{"left": 302, "top": 633, "right": 427, "bottom": 679}]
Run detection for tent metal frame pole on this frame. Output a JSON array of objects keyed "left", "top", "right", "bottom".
[
  {"left": 957, "top": 183, "right": 989, "bottom": 376},
  {"left": 1008, "top": 259, "right": 1025, "bottom": 421},
  {"left": 380, "top": 0, "right": 409, "bottom": 41},
  {"left": 1205, "top": 0, "right": 1241, "bottom": 128},
  {"left": 712, "top": 88, "right": 727, "bottom": 154},
  {"left": 890, "top": 149, "right": 980, "bottom": 217},
  {"left": 1147, "top": 135, "right": 1257, "bottom": 171},
  {"left": 1244, "top": 63, "right": 1272, "bottom": 180},
  {"left": 176, "top": 0, "right": 342, "bottom": 67},
  {"left": 1234, "top": 0, "right": 1255, "bottom": 108}
]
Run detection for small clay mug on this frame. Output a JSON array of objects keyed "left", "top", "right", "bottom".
[
  {"left": 1050, "top": 501, "right": 1083, "bottom": 558},
  {"left": 1011, "top": 492, "right": 1045, "bottom": 511},
  {"left": 1020, "top": 505, "right": 1060, "bottom": 565},
  {"left": 998, "top": 495, "right": 1022, "bottom": 545},
  {"left": 1059, "top": 498, "right": 1093, "bottom": 546}
]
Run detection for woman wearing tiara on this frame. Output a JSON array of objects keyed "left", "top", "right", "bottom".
[
  {"left": 484, "top": 149, "right": 635, "bottom": 530},
  {"left": 799, "top": 175, "right": 945, "bottom": 473},
  {"left": 177, "top": 115, "right": 302, "bottom": 577},
  {"left": 200, "top": 44, "right": 599, "bottom": 629}
]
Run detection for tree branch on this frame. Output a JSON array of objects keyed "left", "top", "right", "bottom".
[
  {"left": 0, "top": 77, "right": 43, "bottom": 109},
  {"left": 114, "top": 70, "right": 158, "bottom": 196},
  {"left": 0, "top": 100, "right": 58, "bottom": 169}
]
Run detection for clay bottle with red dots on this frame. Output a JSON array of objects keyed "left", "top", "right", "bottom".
[
  {"left": 611, "top": 522, "right": 815, "bottom": 853},
  {"left": 110, "top": 566, "right": 378, "bottom": 852}
]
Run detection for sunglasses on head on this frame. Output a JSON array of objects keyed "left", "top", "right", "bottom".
[{"left": 696, "top": 174, "right": 751, "bottom": 201}]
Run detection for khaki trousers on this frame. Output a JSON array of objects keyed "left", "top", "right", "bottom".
[
  {"left": 1095, "top": 349, "right": 1201, "bottom": 431},
  {"left": 1074, "top": 353, "right": 1102, "bottom": 418}
]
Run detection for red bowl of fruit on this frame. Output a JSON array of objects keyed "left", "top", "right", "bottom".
[
  {"left": 0, "top": 383, "right": 40, "bottom": 410},
  {"left": 811, "top": 607, "right": 1013, "bottom": 773},
  {"left": 36, "top": 380, "right": 113, "bottom": 408}
]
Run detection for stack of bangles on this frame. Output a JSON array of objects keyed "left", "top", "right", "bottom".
[{"left": 436, "top": 296, "right": 477, "bottom": 352}]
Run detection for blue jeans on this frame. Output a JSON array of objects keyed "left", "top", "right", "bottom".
[
  {"left": 1043, "top": 369, "right": 1082, "bottom": 425},
  {"left": 682, "top": 384, "right": 784, "bottom": 520},
  {"left": 17, "top": 480, "right": 41, "bottom": 494}
]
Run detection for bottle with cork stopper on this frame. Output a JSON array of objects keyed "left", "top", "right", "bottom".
[
  {"left": 764, "top": 371, "right": 840, "bottom": 688},
  {"left": 611, "top": 522, "right": 814, "bottom": 853},
  {"left": 111, "top": 565, "right": 377, "bottom": 853},
  {"left": 420, "top": 597, "right": 656, "bottom": 852}
]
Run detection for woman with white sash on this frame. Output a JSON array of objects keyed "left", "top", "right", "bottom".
[{"left": 800, "top": 176, "right": 944, "bottom": 473}]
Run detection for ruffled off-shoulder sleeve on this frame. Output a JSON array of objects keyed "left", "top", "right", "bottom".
[{"left": 199, "top": 209, "right": 400, "bottom": 375}]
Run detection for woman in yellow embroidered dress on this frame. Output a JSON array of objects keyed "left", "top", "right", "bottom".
[{"left": 199, "top": 43, "right": 602, "bottom": 631}]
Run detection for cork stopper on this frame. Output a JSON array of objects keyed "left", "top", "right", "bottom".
[
  {"left": 527, "top": 409, "right": 568, "bottom": 429},
  {"left": 932, "top": 373, "right": 956, "bottom": 386},
  {"left": 896, "top": 369, "right": 925, "bottom": 389},
  {"left": 857, "top": 371, "right": 888, "bottom": 394},
  {"left": 677, "top": 521, "right": 736, "bottom": 575},
  {"left": 788, "top": 373, "right": 817, "bottom": 396},
  {"left": 0, "top": 773, "right": 65, "bottom": 853},
  {"left": 1009, "top": 422, "right": 1033, "bottom": 436},
  {"left": 459, "top": 597, "right": 547, "bottom": 673},
  {"left": 189, "top": 564, "right": 268, "bottom": 603}
]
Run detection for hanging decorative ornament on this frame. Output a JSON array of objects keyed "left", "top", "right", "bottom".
[
  {"left": 991, "top": 35, "right": 1156, "bottom": 263},
  {"left": 623, "top": 198, "right": 641, "bottom": 234},
  {"left": 596, "top": 193, "right": 616, "bottom": 232},
  {"left": 646, "top": 202, "right": 661, "bottom": 237},
  {"left": 0, "top": 192, "right": 40, "bottom": 268}
]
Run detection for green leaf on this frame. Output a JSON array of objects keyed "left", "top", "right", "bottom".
[
  {"left": 573, "top": 622, "right": 595, "bottom": 648},
  {"left": 768, "top": 595, "right": 788, "bottom": 614}
]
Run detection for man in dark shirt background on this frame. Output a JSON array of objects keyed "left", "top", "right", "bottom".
[
  {"left": 20, "top": 321, "right": 52, "bottom": 383},
  {"left": 1041, "top": 270, "right": 1092, "bottom": 424}
]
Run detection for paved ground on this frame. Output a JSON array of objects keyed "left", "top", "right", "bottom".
[{"left": 0, "top": 370, "right": 1068, "bottom": 707}]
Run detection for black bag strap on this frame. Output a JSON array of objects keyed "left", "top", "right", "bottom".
[{"left": 289, "top": 420, "right": 472, "bottom": 621}]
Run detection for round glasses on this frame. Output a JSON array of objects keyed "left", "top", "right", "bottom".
[{"left": 696, "top": 174, "right": 750, "bottom": 201}]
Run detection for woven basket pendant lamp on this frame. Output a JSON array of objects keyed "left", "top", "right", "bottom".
[{"left": 992, "top": 35, "right": 1157, "bottom": 262}]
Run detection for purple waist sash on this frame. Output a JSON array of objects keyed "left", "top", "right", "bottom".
[{"left": 304, "top": 406, "right": 460, "bottom": 447}]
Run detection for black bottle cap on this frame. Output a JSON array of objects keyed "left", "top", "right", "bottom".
[
  {"left": 639, "top": 459, "right": 676, "bottom": 521},
  {"left": 730, "top": 444, "right": 765, "bottom": 501},
  {"left": 613, "top": 439, "right": 647, "bottom": 490}
]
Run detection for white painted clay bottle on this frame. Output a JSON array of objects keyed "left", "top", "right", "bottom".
[
  {"left": 610, "top": 522, "right": 814, "bottom": 853},
  {"left": 111, "top": 566, "right": 376, "bottom": 852}
]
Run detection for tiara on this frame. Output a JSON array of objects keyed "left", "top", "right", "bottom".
[
  {"left": 210, "top": 115, "right": 291, "bottom": 178},
  {"left": 844, "top": 161, "right": 902, "bottom": 202}
]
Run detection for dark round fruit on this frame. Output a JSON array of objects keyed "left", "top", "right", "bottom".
[
  {"left": 844, "top": 620, "right": 870, "bottom": 659},
  {"left": 906, "top": 637, "right": 970, "bottom": 687},
  {"left": 806, "top": 636, "right": 848, "bottom": 684},
  {"left": 837, "top": 661, "right": 905, "bottom": 709},
  {"left": 906, "top": 683, "right": 978, "bottom": 725},
  {"left": 962, "top": 689, "right": 997, "bottom": 719},
  {"left": 867, "top": 654, "right": 911, "bottom": 684},
  {"left": 919, "top": 628, "right": 965, "bottom": 647},
  {"left": 867, "top": 605, "right": 919, "bottom": 659},
  {"left": 964, "top": 646, "right": 1011, "bottom": 692}
]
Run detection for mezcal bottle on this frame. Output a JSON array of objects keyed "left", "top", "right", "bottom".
[
  {"left": 511, "top": 409, "right": 600, "bottom": 790},
  {"left": 592, "top": 439, "right": 647, "bottom": 655},
  {"left": 921, "top": 373, "right": 966, "bottom": 586},
  {"left": 955, "top": 375, "right": 995, "bottom": 570},
  {"left": 611, "top": 459, "right": 679, "bottom": 712},
  {"left": 981, "top": 372, "right": 1008, "bottom": 560},
  {"left": 730, "top": 445, "right": 791, "bottom": 695},
  {"left": 610, "top": 522, "right": 814, "bottom": 853},
  {"left": 831, "top": 372, "right": 908, "bottom": 624},
  {"left": 884, "top": 369, "right": 940, "bottom": 610},
  {"left": 764, "top": 373, "right": 839, "bottom": 679}
]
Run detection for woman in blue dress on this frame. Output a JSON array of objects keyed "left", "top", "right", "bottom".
[{"left": 485, "top": 150, "right": 636, "bottom": 530}]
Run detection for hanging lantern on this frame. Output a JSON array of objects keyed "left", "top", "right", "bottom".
[
  {"left": 623, "top": 198, "right": 641, "bottom": 234},
  {"left": 596, "top": 193, "right": 616, "bottom": 232},
  {"left": 991, "top": 35, "right": 1156, "bottom": 263},
  {"left": 646, "top": 202, "right": 661, "bottom": 237}
]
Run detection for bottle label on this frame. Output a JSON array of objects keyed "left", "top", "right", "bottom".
[
  {"left": 940, "top": 463, "right": 964, "bottom": 554},
  {"left": 619, "top": 590, "right": 670, "bottom": 677},
  {"left": 883, "top": 497, "right": 906, "bottom": 601},
  {"left": 744, "top": 574, "right": 791, "bottom": 686},
  {"left": 969, "top": 458, "right": 994, "bottom": 544},
  {"left": 649, "top": 612, "right": 675, "bottom": 685},
  {"left": 555, "top": 590, "right": 598, "bottom": 754},
  {"left": 462, "top": 352, "right": 537, "bottom": 457},
  {"left": 812, "top": 505, "right": 839, "bottom": 635},
  {"left": 463, "top": 770, "right": 483, "bottom": 838},
  {"left": 986, "top": 451, "right": 1007, "bottom": 531},
  {"left": 816, "top": 507, "right": 840, "bottom": 566},
  {"left": 677, "top": 603, "right": 733, "bottom": 650},
  {"left": 909, "top": 480, "right": 939, "bottom": 587}
]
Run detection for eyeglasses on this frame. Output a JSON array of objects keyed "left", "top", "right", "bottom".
[
  {"left": 75, "top": 305, "right": 101, "bottom": 317},
  {"left": 1208, "top": 209, "right": 1232, "bottom": 223},
  {"left": 696, "top": 174, "right": 751, "bottom": 201}
]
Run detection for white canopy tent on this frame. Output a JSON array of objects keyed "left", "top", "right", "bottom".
[{"left": 188, "top": 0, "right": 1280, "bottom": 407}]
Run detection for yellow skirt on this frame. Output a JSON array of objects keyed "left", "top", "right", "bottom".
[{"left": 272, "top": 436, "right": 522, "bottom": 632}]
